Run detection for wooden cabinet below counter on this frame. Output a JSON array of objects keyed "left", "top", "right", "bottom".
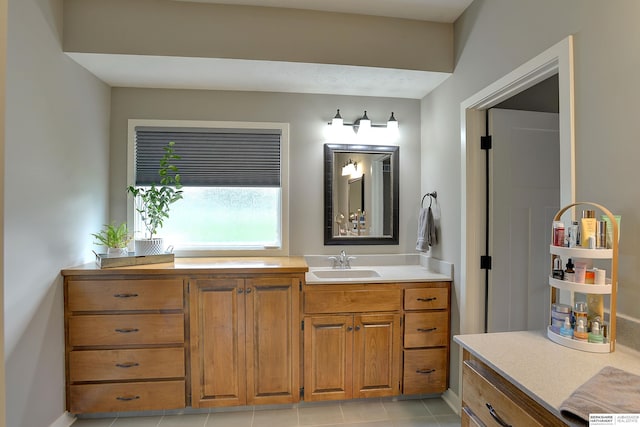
[
  {"left": 302, "top": 281, "right": 451, "bottom": 402},
  {"left": 64, "top": 277, "right": 187, "bottom": 414}
]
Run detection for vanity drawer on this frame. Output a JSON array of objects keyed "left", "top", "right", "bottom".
[
  {"left": 69, "top": 380, "right": 186, "bottom": 414},
  {"left": 67, "top": 279, "right": 184, "bottom": 312},
  {"left": 403, "top": 348, "right": 447, "bottom": 394},
  {"left": 68, "top": 314, "right": 184, "bottom": 346},
  {"left": 404, "top": 288, "right": 448, "bottom": 311},
  {"left": 403, "top": 312, "right": 449, "bottom": 348},
  {"left": 462, "top": 359, "right": 560, "bottom": 427},
  {"left": 69, "top": 348, "right": 185, "bottom": 382},
  {"left": 304, "top": 289, "right": 401, "bottom": 313}
]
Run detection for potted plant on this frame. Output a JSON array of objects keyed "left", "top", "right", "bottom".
[
  {"left": 127, "top": 141, "right": 183, "bottom": 255},
  {"left": 92, "top": 222, "right": 132, "bottom": 257}
]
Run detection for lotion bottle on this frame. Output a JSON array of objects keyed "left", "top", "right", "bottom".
[{"left": 581, "top": 210, "right": 597, "bottom": 248}]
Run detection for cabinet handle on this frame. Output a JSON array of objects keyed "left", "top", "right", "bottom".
[
  {"left": 417, "top": 297, "right": 437, "bottom": 302},
  {"left": 246, "top": 287, "right": 252, "bottom": 294},
  {"left": 417, "top": 327, "right": 437, "bottom": 333},
  {"left": 114, "top": 328, "right": 139, "bottom": 334},
  {"left": 238, "top": 288, "right": 244, "bottom": 294},
  {"left": 355, "top": 325, "right": 361, "bottom": 331},
  {"left": 113, "top": 293, "right": 139, "bottom": 298},
  {"left": 416, "top": 368, "right": 435, "bottom": 374},
  {"left": 347, "top": 326, "right": 353, "bottom": 332},
  {"left": 486, "top": 403, "right": 512, "bottom": 427},
  {"left": 116, "top": 395, "right": 140, "bottom": 402},
  {"left": 115, "top": 362, "right": 140, "bottom": 368}
]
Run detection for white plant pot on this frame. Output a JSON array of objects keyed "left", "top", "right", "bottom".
[
  {"left": 134, "top": 238, "right": 165, "bottom": 256},
  {"left": 106, "top": 247, "right": 128, "bottom": 257}
]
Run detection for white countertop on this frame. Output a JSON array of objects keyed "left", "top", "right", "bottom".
[
  {"left": 304, "top": 254, "right": 453, "bottom": 284},
  {"left": 454, "top": 330, "right": 640, "bottom": 419}
]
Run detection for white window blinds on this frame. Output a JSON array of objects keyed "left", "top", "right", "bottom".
[{"left": 135, "top": 127, "right": 282, "bottom": 187}]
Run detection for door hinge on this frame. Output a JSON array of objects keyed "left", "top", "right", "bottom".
[
  {"left": 481, "top": 135, "right": 492, "bottom": 150},
  {"left": 481, "top": 255, "right": 492, "bottom": 270},
  {"left": 301, "top": 320, "right": 304, "bottom": 331},
  {"left": 299, "top": 387, "right": 304, "bottom": 399}
]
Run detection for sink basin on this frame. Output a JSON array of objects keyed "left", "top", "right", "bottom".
[{"left": 311, "top": 269, "right": 381, "bottom": 279}]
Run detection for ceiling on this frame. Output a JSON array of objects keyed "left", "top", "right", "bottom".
[
  {"left": 68, "top": 0, "right": 473, "bottom": 99},
  {"left": 176, "top": 0, "right": 474, "bottom": 23}
]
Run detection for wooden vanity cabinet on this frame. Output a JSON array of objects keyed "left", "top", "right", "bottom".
[
  {"left": 302, "top": 285, "right": 402, "bottom": 401},
  {"left": 401, "top": 282, "right": 450, "bottom": 395},
  {"left": 461, "top": 350, "right": 566, "bottom": 427},
  {"left": 189, "top": 275, "right": 301, "bottom": 408},
  {"left": 64, "top": 277, "right": 187, "bottom": 414}
]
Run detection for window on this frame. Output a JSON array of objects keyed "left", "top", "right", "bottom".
[{"left": 128, "top": 120, "right": 289, "bottom": 256}]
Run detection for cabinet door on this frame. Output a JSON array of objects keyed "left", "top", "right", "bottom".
[
  {"left": 353, "top": 314, "right": 401, "bottom": 398},
  {"left": 303, "top": 315, "right": 353, "bottom": 402},
  {"left": 245, "top": 277, "right": 300, "bottom": 405},
  {"left": 190, "top": 279, "right": 246, "bottom": 407}
]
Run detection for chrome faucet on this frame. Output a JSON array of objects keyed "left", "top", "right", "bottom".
[{"left": 328, "top": 250, "right": 356, "bottom": 269}]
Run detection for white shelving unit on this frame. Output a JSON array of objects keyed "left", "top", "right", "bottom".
[{"left": 547, "top": 202, "right": 619, "bottom": 353}]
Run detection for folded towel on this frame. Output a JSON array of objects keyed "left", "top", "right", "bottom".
[
  {"left": 560, "top": 366, "right": 640, "bottom": 426},
  {"left": 416, "top": 207, "right": 438, "bottom": 252}
]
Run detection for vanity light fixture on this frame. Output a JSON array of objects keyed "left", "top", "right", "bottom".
[
  {"left": 341, "top": 159, "right": 357, "bottom": 176},
  {"left": 387, "top": 112, "right": 398, "bottom": 130},
  {"left": 328, "top": 109, "right": 399, "bottom": 134}
]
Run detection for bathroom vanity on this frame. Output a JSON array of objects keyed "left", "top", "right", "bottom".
[
  {"left": 61, "top": 256, "right": 452, "bottom": 414},
  {"left": 455, "top": 330, "right": 640, "bottom": 426}
]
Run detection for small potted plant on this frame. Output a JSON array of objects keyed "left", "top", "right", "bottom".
[
  {"left": 127, "top": 141, "right": 183, "bottom": 255},
  {"left": 92, "top": 222, "right": 132, "bottom": 257}
]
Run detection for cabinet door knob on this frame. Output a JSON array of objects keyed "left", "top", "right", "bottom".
[
  {"left": 347, "top": 326, "right": 353, "bottom": 332},
  {"left": 237, "top": 288, "right": 244, "bottom": 294},
  {"left": 115, "top": 362, "right": 140, "bottom": 368},
  {"left": 246, "top": 288, "right": 252, "bottom": 294},
  {"left": 113, "top": 293, "right": 139, "bottom": 298},
  {"left": 486, "top": 403, "right": 512, "bottom": 427},
  {"left": 417, "top": 327, "right": 437, "bottom": 333},
  {"left": 355, "top": 325, "right": 361, "bottom": 331},
  {"left": 416, "top": 368, "right": 435, "bottom": 374},
  {"left": 116, "top": 395, "right": 140, "bottom": 402},
  {"left": 114, "top": 328, "right": 139, "bottom": 334},
  {"left": 417, "top": 297, "right": 436, "bottom": 302}
]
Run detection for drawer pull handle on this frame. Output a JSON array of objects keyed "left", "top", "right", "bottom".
[
  {"left": 416, "top": 368, "right": 435, "bottom": 374},
  {"left": 417, "top": 327, "right": 437, "bottom": 333},
  {"left": 486, "top": 403, "right": 512, "bottom": 427},
  {"left": 115, "top": 362, "right": 140, "bottom": 368},
  {"left": 115, "top": 328, "right": 139, "bottom": 334},
  {"left": 113, "top": 293, "right": 139, "bottom": 298},
  {"left": 116, "top": 395, "right": 140, "bottom": 402},
  {"left": 417, "top": 297, "right": 437, "bottom": 302}
]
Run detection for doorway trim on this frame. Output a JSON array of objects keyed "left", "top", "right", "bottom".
[{"left": 459, "top": 35, "right": 576, "bottom": 336}]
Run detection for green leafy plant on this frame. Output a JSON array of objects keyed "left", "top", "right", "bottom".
[
  {"left": 92, "top": 222, "right": 132, "bottom": 248},
  {"left": 127, "top": 141, "right": 183, "bottom": 240}
]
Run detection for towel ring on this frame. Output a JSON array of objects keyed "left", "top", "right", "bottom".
[{"left": 421, "top": 191, "right": 437, "bottom": 208}]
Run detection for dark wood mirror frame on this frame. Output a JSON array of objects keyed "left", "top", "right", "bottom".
[{"left": 324, "top": 144, "right": 399, "bottom": 245}]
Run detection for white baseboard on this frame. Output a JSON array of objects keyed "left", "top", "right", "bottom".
[
  {"left": 441, "top": 388, "right": 461, "bottom": 416},
  {"left": 49, "top": 412, "right": 76, "bottom": 427}
]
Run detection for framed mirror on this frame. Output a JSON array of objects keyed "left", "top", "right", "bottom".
[{"left": 324, "top": 144, "right": 399, "bottom": 245}]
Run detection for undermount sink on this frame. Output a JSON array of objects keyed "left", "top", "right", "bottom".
[{"left": 311, "top": 269, "right": 381, "bottom": 279}]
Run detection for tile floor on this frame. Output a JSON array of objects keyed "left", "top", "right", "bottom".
[{"left": 73, "top": 397, "right": 461, "bottom": 427}]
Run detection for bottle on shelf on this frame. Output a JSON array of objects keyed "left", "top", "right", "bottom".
[{"left": 564, "top": 259, "right": 575, "bottom": 282}]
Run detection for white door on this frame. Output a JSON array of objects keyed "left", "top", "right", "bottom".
[{"left": 488, "top": 109, "right": 560, "bottom": 332}]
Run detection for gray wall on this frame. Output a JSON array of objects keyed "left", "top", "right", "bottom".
[
  {"left": 422, "top": 0, "right": 640, "bottom": 397},
  {"left": 4, "top": 0, "right": 110, "bottom": 425},
  {"left": 109, "top": 88, "right": 421, "bottom": 256}
]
